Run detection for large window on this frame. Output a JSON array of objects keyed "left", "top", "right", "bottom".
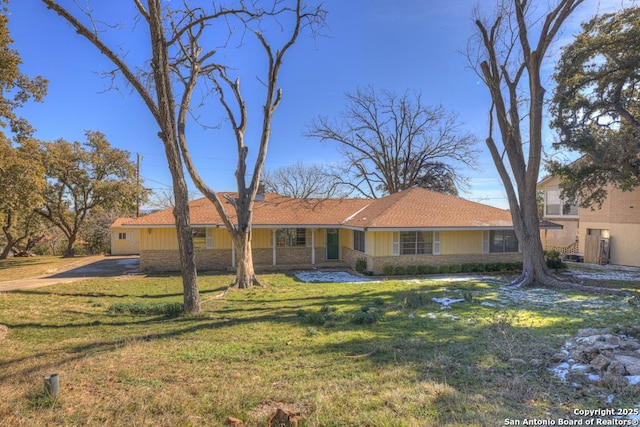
[
  {"left": 489, "top": 230, "right": 519, "bottom": 253},
  {"left": 276, "top": 228, "right": 306, "bottom": 247},
  {"left": 400, "top": 231, "right": 433, "bottom": 255},
  {"left": 545, "top": 189, "right": 578, "bottom": 216},
  {"left": 353, "top": 230, "right": 365, "bottom": 252}
]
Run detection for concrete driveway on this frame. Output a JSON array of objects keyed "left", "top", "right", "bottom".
[{"left": 0, "top": 255, "right": 140, "bottom": 292}]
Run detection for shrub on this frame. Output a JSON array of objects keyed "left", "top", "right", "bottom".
[
  {"left": 545, "top": 250, "right": 566, "bottom": 270},
  {"left": 417, "top": 265, "right": 429, "bottom": 275},
  {"left": 405, "top": 265, "right": 418, "bottom": 275},
  {"left": 438, "top": 265, "right": 450, "bottom": 274},
  {"left": 352, "top": 306, "right": 385, "bottom": 324},
  {"left": 427, "top": 265, "right": 440, "bottom": 274},
  {"left": 460, "top": 263, "right": 473, "bottom": 273},
  {"left": 303, "top": 305, "right": 340, "bottom": 326},
  {"left": 355, "top": 258, "right": 367, "bottom": 273},
  {"left": 472, "top": 263, "right": 486, "bottom": 272},
  {"left": 108, "top": 302, "right": 183, "bottom": 317},
  {"left": 397, "top": 291, "right": 432, "bottom": 309},
  {"left": 449, "top": 264, "right": 462, "bottom": 274},
  {"left": 383, "top": 265, "right": 395, "bottom": 276},
  {"left": 393, "top": 266, "right": 406, "bottom": 275},
  {"left": 485, "top": 263, "right": 499, "bottom": 272}
]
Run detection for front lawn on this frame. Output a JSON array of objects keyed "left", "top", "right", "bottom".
[{"left": 0, "top": 269, "right": 638, "bottom": 426}]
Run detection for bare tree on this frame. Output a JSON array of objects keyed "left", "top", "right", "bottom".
[
  {"left": 472, "top": 0, "right": 628, "bottom": 295},
  {"left": 307, "top": 86, "right": 478, "bottom": 198},
  {"left": 42, "top": 0, "right": 326, "bottom": 294},
  {"left": 262, "top": 161, "right": 347, "bottom": 198}
]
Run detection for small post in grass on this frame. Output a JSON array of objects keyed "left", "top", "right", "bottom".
[{"left": 44, "top": 373, "right": 59, "bottom": 398}]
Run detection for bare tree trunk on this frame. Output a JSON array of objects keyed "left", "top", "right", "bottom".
[
  {"left": 233, "top": 232, "right": 261, "bottom": 289},
  {"left": 0, "top": 242, "right": 12, "bottom": 259}
]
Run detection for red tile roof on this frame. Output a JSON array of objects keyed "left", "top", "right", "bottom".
[{"left": 115, "top": 188, "right": 515, "bottom": 230}]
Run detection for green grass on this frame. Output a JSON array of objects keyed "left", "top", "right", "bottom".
[{"left": 0, "top": 270, "right": 638, "bottom": 426}]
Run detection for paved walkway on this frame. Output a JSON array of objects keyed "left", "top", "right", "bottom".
[{"left": 0, "top": 255, "right": 140, "bottom": 292}]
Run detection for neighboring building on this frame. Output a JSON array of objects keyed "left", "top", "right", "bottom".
[
  {"left": 111, "top": 187, "right": 537, "bottom": 274},
  {"left": 538, "top": 176, "right": 640, "bottom": 267},
  {"left": 110, "top": 217, "right": 140, "bottom": 255}
]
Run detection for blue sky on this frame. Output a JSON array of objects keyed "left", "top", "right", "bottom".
[{"left": 6, "top": 0, "right": 626, "bottom": 208}]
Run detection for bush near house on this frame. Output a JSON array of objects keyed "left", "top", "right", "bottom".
[{"left": 383, "top": 262, "right": 523, "bottom": 276}]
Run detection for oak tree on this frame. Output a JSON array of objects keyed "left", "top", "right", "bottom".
[
  {"left": 549, "top": 7, "right": 640, "bottom": 208},
  {"left": 37, "top": 131, "right": 140, "bottom": 258}
]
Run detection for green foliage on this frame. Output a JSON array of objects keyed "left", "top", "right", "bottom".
[
  {"left": 108, "top": 302, "right": 183, "bottom": 317},
  {"left": 383, "top": 265, "right": 395, "bottom": 276},
  {"left": 299, "top": 305, "right": 341, "bottom": 326},
  {"left": 544, "top": 250, "right": 567, "bottom": 270},
  {"left": 397, "top": 290, "right": 433, "bottom": 310},
  {"left": 549, "top": 7, "right": 640, "bottom": 208},
  {"left": 393, "top": 266, "right": 406, "bottom": 275},
  {"left": 449, "top": 264, "right": 461, "bottom": 274},
  {"left": 38, "top": 131, "right": 145, "bottom": 257},
  {"left": 438, "top": 265, "right": 450, "bottom": 274},
  {"left": 355, "top": 257, "right": 367, "bottom": 273},
  {"left": 351, "top": 305, "right": 385, "bottom": 324},
  {"left": 405, "top": 265, "right": 418, "bottom": 275}
]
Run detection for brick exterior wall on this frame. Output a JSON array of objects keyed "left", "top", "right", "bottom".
[
  {"left": 141, "top": 246, "right": 329, "bottom": 271},
  {"left": 140, "top": 249, "right": 232, "bottom": 272}
]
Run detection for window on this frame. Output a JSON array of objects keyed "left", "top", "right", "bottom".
[
  {"left": 489, "top": 230, "right": 519, "bottom": 253},
  {"left": 192, "top": 228, "right": 207, "bottom": 249},
  {"left": 118, "top": 232, "right": 127, "bottom": 240},
  {"left": 276, "top": 228, "right": 306, "bottom": 247},
  {"left": 353, "top": 230, "right": 365, "bottom": 252},
  {"left": 545, "top": 189, "right": 578, "bottom": 216},
  {"left": 400, "top": 231, "right": 433, "bottom": 255}
]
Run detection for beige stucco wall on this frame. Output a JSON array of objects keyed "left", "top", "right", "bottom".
[
  {"left": 111, "top": 227, "right": 141, "bottom": 255},
  {"left": 579, "top": 222, "right": 640, "bottom": 267},
  {"left": 540, "top": 219, "right": 579, "bottom": 249}
]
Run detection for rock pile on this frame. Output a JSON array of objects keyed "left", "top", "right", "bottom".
[{"left": 551, "top": 327, "right": 640, "bottom": 386}]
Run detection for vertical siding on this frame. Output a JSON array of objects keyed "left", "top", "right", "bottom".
[
  {"left": 253, "top": 229, "right": 272, "bottom": 248},
  {"left": 440, "top": 230, "right": 483, "bottom": 254},
  {"left": 370, "top": 231, "right": 393, "bottom": 256},
  {"left": 342, "top": 229, "right": 353, "bottom": 248},
  {"left": 140, "top": 228, "right": 179, "bottom": 250},
  {"left": 213, "top": 228, "right": 233, "bottom": 249}
]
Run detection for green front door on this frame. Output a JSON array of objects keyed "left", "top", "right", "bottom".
[{"left": 326, "top": 229, "right": 339, "bottom": 260}]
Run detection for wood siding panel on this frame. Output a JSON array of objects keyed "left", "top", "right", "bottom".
[
  {"left": 212, "top": 228, "right": 232, "bottom": 249},
  {"left": 439, "top": 230, "right": 483, "bottom": 254},
  {"left": 140, "top": 228, "right": 178, "bottom": 250},
  {"left": 253, "top": 229, "right": 272, "bottom": 248}
]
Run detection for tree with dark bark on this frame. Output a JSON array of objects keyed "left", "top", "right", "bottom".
[
  {"left": 43, "top": 0, "right": 326, "bottom": 293},
  {"left": 37, "top": 131, "right": 140, "bottom": 258},
  {"left": 472, "top": 0, "right": 630, "bottom": 295},
  {"left": 549, "top": 7, "right": 640, "bottom": 209},
  {"left": 262, "top": 161, "right": 347, "bottom": 199},
  {"left": 307, "top": 86, "right": 478, "bottom": 198}
]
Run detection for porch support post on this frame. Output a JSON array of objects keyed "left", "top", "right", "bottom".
[
  {"left": 311, "top": 229, "right": 316, "bottom": 265},
  {"left": 272, "top": 229, "right": 277, "bottom": 266}
]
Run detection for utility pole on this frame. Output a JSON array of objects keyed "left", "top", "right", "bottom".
[{"left": 136, "top": 153, "right": 141, "bottom": 218}]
